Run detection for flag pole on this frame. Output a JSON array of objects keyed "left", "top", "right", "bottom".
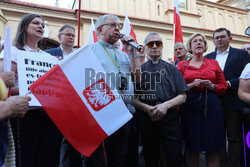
[
  {"left": 173, "top": 23, "right": 176, "bottom": 62},
  {"left": 77, "top": 0, "right": 81, "bottom": 48},
  {"left": 173, "top": 0, "right": 176, "bottom": 62}
]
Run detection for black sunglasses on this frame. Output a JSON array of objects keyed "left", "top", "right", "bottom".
[{"left": 146, "top": 41, "right": 163, "bottom": 48}]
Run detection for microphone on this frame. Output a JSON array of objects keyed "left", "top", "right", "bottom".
[{"left": 119, "top": 34, "right": 143, "bottom": 51}]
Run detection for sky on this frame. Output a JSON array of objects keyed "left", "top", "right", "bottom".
[{"left": 20, "top": 0, "right": 74, "bottom": 9}]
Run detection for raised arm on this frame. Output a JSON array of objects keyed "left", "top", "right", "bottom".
[{"left": 121, "top": 35, "right": 141, "bottom": 83}]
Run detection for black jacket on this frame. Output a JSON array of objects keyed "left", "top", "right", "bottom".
[
  {"left": 205, "top": 47, "right": 250, "bottom": 110},
  {"left": 45, "top": 46, "right": 63, "bottom": 58}
]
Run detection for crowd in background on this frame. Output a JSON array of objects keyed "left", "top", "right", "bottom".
[{"left": 0, "top": 12, "right": 249, "bottom": 167}]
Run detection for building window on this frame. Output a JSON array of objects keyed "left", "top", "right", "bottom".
[
  {"left": 179, "top": 0, "right": 187, "bottom": 10},
  {"left": 156, "top": 0, "right": 163, "bottom": 17},
  {"left": 157, "top": 5, "right": 160, "bottom": 16}
]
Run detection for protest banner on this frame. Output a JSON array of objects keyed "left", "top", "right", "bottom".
[{"left": 16, "top": 51, "right": 58, "bottom": 106}]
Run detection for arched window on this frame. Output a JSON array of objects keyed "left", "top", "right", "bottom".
[
  {"left": 156, "top": 0, "right": 163, "bottom": 17},
  {"left": 39, "top": 38, "right": 60, "bottom": 50}
]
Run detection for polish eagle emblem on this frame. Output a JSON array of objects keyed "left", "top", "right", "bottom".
[{"left": 83, "top": 79, "right": 115, "bottom": 111}]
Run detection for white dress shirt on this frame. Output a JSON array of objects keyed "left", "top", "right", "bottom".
[
  {"left": 60, "top": 46, "right": 74, "bottom": 58},
  {"left": 215, "top": 46, "right": 230, "bottom": 71}
]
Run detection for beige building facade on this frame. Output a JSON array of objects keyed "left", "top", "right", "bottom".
[
  {"left": 0, "top": 0, "right": 249, "bottom": 61},
  {"left": 217, "top": 0, "right": 250, "bottom": 26}
]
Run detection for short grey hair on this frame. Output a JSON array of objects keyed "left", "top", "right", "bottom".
[
  {"left": 59, "top": 24, "right": 75, "bottom": 34},
  {"left": 143, "top": 32, "right": 162, "bottom": 46},
  {"left": 186, "top": 33, "right": 208, "bottom": 54},
  {"left": 95, "top": 14, "right": 120, "bottom": 36},
  {"left": 174, "top": 42, "right": 187, "bottom": 51}
]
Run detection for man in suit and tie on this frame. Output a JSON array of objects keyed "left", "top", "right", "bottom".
[
  {"left": 46, "top": 24, "right": 76, "bottom": 59},
  {"left": 205, "top": 28, "right": 250, "bottom": 167}
]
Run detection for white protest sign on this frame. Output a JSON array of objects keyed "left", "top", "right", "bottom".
[{"left": 17, "top": 50, "right": 59, "bottom": 106}]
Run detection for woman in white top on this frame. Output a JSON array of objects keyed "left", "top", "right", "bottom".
[
  {"left": 0, "top": 14, "right": 62, "bottom": 167},
  {"left": 238, "top": 63, "right": 250, "bottom": 104}
]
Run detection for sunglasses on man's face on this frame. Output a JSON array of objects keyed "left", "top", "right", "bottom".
[{"left": 146, "top": 41, "right": 163, "bottom": 48}]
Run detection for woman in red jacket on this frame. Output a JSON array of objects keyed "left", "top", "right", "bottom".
[{"left": 178, "top": 33, "right": 227, "bottom": 167}]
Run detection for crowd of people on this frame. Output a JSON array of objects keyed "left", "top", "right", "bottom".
[{"left": 0, "top": 12, "right": 249, "bottom": 167}]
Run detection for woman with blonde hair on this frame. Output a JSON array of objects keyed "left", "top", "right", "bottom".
[{"left": 178, "top": 33, "right": 227, "bottom": 167}]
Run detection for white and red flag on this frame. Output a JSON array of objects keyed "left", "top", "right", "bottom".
[
  {"left": 29, "top": 45, "right": 132, "bottom": 157},
  {"left": 87, "top": 18, "right": 98, "bottom": 45},
  {"left": 173, "top": 0, "right": 183, "bottom": 44},
  {"left": 120, "top": 15, "right": 138, "bottom": 51}
]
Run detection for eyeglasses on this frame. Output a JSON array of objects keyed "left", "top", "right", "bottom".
[
  {"left": 60, "top": 33, "right": 76, "bottom": 38},
  {"left": 101, "top": 22, "right": 123, "bottom": 29},
  {"left": 214, "top": 35, "right": 226, "bottom": 40},
  {"left": 146, "top": 41, "right": 163, "bottom": 48},
  {"left": 191, "top": 38, "right": 204, "bottom": 44}
]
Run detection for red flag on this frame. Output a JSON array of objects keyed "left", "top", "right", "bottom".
[
  {"left": 173, "top": 0, "right": 183, "bottom": 61},
  {"left": 29, "top": 46, "right": 132, "bottom": 157},
  {"left": 87, "top": 18, "right": 98, "bottom": 45},
  {"left": 120, "top": 15, "right": 138, "bottom": 51},
  {"left": 174, "top": 0, "right": 183, "bottom": 44}
]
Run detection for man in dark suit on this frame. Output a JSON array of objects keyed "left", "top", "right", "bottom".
[
  {"left": 46, "top": 24, "right": 76, "bottom": 59},
  {"left": 205, "top": 28, "right": 250, "bottom": 167}
]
